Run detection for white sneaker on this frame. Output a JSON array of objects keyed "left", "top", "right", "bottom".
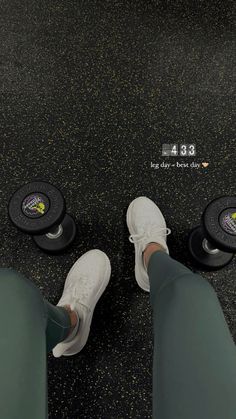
[
  {"left": 126, "top": 197, "right": 171, "bottom": 292},
  {"left": 53, "top": 249, "right": 111, "bottom": 357}
]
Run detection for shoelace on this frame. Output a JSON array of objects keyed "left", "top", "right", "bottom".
[{"left": 129, "top": 226, "right": 171, "bottom": 244}]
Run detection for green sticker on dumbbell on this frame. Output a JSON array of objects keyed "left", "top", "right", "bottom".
[
  {"left": 220, "top": 209, "right": 236, "bottom": 236},
  {"left": 22, "top": 193, "right": 50, "bottom": 218}
]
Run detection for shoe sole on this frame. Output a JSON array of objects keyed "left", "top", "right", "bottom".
[{"left": 63, "top": 250, "right": 111, "bottom": 356}]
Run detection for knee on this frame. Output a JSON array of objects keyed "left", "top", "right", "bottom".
[
  {"left": 0, "top": 268, "right": 43, "bottom": 307},
  {"left": 0, "top": 268, "right": 23, "bottom": 279},
  {"left": 0, "top": 268, "right": 30, "bottom": 288},
  {"left": 0, "top": 269, "right": 46, "bottom": 337}
]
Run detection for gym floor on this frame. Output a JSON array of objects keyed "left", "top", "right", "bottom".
[{"left": 1, "top": 1, "right": 235, "bottom": 418}]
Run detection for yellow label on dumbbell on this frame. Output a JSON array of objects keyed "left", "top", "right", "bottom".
[
  {"left": 22, "top": 193, "right": 49, "bottom": 218},
  {"left": 32, "top": 202, "right": 46, "bottom": 215}
]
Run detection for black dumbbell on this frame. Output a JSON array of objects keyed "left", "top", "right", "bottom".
[
  {"left": 188, "top": 196, "right": 236, "bottom": 269},
  {"left": 8, "top": 181, "right": 77, "bottom": 253}
]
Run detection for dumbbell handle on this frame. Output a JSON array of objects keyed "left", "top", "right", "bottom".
[
  {"left": 202, "top": 238, "right": 220, "bottom": 255},
  {"left": 45, "top": 224, "right": 64, "bottom": 239},
  {"left": 201, "top": 196, "right": 236, "bottom": 253}
]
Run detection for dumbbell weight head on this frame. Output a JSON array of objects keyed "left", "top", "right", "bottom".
[
  {"left": 33, "top": 214, "right": 77, "bottom": 253},
  {"left": 202, "top": 196, "right": 236, "bottom": 252},
  {"left": 8, "top": 181, "right": 66, "bottom": 234},
  {"left": 188, "top": 226, "right": 234, "bottom": 270},
  {"left": 8, "top": 181, "right": 76, "bottom": 253},
  {"left": 188, "top": 196, "right": 236, "bottom": 270}
]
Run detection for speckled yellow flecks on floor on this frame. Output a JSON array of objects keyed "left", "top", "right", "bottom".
[{"left": 0, "top": 1, "right": 236, "bottom": 418}]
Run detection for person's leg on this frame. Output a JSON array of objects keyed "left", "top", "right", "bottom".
[
  {"left": 0, "top": 250, "right": 111, "bottom": 417},
  {"left": 147, "top": 249, "right": 236, "bottom": 419},
  {"left": 0, "top": 268, "right": 74, "bottom": 419},
  {"left": 44, "top": 301, "right": 78, "bottom": 353}
]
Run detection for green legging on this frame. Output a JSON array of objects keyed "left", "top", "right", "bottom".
[{"left": 1, "top": 252, "right": 236, "bottom": 419}]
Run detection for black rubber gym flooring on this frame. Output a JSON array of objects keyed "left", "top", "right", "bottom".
[{"left": 1, "top": 1, "right": 236, "bottom": 418}]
